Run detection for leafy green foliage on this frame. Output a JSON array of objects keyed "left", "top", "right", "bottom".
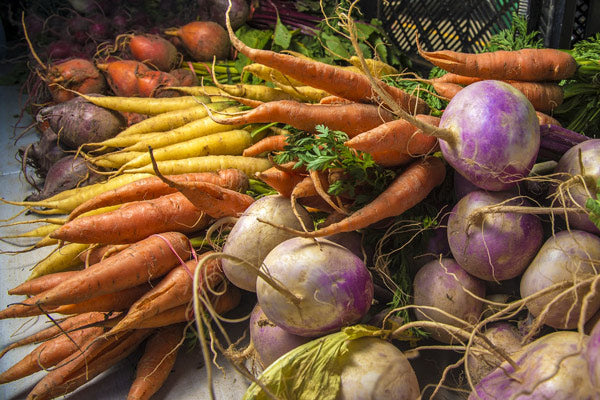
[
  {"left": 273, "top": 125, "right": 395, "bottom": 206},
  {"left": 483, "top": 13, "right": 543, "bottom": 52},
  {"left": 586, "top": 178, "right": 600, "bottom": 229}
]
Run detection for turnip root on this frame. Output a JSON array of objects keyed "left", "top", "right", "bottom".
[
  {"left": 243, "top": 326, "right": 419, "bottom": 400},
  {"left": 413, "top": 258, "right": 486, "bottom": 344},
  {"left": 447, "top": 190, "right": 544, "bottom": 281},
  {"left": 470, "top": 331, "right": 594, "bottom": 399},
  {"left": 129, "top": 34, "right": 179, "bottom": 71},
  {"left": 205, "top": 0, "right": 250, "bottom": 30},
  {"left": 46, "top": 58, "right": 107, "bottom": 103},
  {"left": 465, "top": 322, "right": 524, "bottom": 385},
  {"left": 338, "top": 337, "right": 420, "bottom": 400},
  {"left": 587, "top": 318, "right": 600, "bottom": 391},
  {"left": 37, "top": 97, "right": 126, "bottom": 149},
  {"left": 520, "top": 229, "right": 600, "bottom": 330},
  {"left": 164, "top": 21, "right": 230, "bottom": 61},
  {"left": 249, "top": 303, "right": 311, "bottom": 368},
  {"left": 222, "top": 195, "right": 312, "bottom": 292},
  {"left": 553, "top": 139, "right": 600, "bottom": 234},
  {"left": 256, "top": 238, "right": 373, "bottom": 337}
]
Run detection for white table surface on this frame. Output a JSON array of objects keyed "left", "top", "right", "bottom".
[{"left": 0, "top": 85, "right": 253, "bottom": 400}]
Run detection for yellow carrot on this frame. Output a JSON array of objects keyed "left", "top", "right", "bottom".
[
  {"left": 273, "top": 82, "right": 330, "bottom": 102},
  {"left": 118, "top": 129, "right": 253, "bottom": 170},
  {"left": 27, "top": 242, "right": 89, "bottom": 280},
  {"left": 348, "top": 56, "right": 399, "bottom": 77},
  {"left": 78, "top": 93, "right": 211, "bottom": 115},
  {"left": 0, "top": 174, "right": 152, "bottom": 213},
  {"left": 123, "top": 155, "right": 272, "bottom": 175}
]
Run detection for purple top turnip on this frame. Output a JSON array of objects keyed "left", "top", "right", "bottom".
[
  {"left": 439, "top": 81, "right": 540, "bottom": 191},
  {"left": 553, "top": 139, "right": 600, "bottom": 234},
  {"left": 256, "top": 238, "right": 373, "bottom": 337},
  {"left": 447, "top": 190, "right": 544, "bottom": 281}
]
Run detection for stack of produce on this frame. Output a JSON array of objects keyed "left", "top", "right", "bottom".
[{"left": 2, "top": 2, "right": 600, "bottom": 399}]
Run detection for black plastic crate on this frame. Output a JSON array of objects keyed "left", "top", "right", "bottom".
[{"left": 372, "top": 0, "right": 599, "bottom": 57}]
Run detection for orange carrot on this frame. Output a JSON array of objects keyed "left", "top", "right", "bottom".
[
  {"left": 209, "top": 100, "right": 396, "bottom": 138},
  {"left": 345, "top": 114, "right": 440, "bottom": 155},
  {"left": 418, "top": 45, "right": 577, "bottom": 81},
  {"left": 262, "top": 157, "right": 446, "bottom": 237},
  {"left": 8, "top": 271, "right": 81, "bottom": 296},
  {"left": 68, "top": 169, "right": 248, "bottom": 221},
  {"left": 52, "top": 193, "right": 211, "bottom": 244},
  {"left": 319, "top": 95, "right": 353, "bottom": 105},
  {"left": 504, "top": 81, "right": 564, "bottom": 113},
  {"left": 0, "top": 312, "right": 112, "bottom": 359},
  {"left": 431, "top": 81, "right": 464, "bottom": 99},
  {"left": 53, "top": 283, "right": 152, "bottom": 315},
  {"left": 0, "top": 324, "right": 104, "bottom": 384},
  {"left": 369, "top": 150, "right": 415, "bottom": 167},
  {"left": 114, "top": 284, "right": 242, "bottom": 329},
  {"left": 27, "top": 329, "right": 152, "bottom": 400},
  {"left": 150, "top": 157, "right": 254, "bottom": 219},
  {"left": 78, "top": 244, "right": 131, "bottom": 265},
  {"left": 242, "top": 135, "right": 287, "bottom": 157},
  {"left": 0, "top": 292, "right": 58, "bottom": 320},
  {"left": 256, "top": 167, "right": 305, "bottom": 197},
  {"left": 536, "top": 111, "right": 561, "bottom": 126},
  {"left": 33, "top": 232, "right": 192, "bottom": 308},
  {"left": 127, "top": 324, "right": 185, "bottom": 400},
  {"left": 430, "top": 73, "right": 481, "bottom": 85},
  {"left": 225, "top": 13, "right": 428, "bottom": 113},
  {"left": 108, "top": 257, "right": 223, "bottom": 334}
]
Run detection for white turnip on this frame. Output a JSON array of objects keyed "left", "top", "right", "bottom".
[
  {"left": 520, "top": 229, "right": 600, "bottom": 329},
  {"left": 447, "top": 190, "right": 544, "bottom": 281},
  {"left": 256, "top": 238, "right": 373, "bottom": 337},
  {"left": 222, "top": 195, "right": 312, "bottom": 292},
  {"left": 412, "top": 258, "right": 486, "bottom": 343}
]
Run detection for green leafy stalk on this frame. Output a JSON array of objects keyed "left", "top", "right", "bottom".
[
  {"left": 273, "top": 125, "right": 395, "bottom": 207},
  {"left": 482, "top": 12, "right": 543, "bottom": 52},
  {"left": 243, "top": 325, "right": 385, "bottom": 400},
  {"left": 585, "top": 178, "right": 600, "bottom": 229}
]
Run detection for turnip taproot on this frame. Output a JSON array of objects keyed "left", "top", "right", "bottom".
[
  {"left": 520, "top": 229, "right": 600, "bottom": 329},
  {"left": 587, "top": 318, "right": 600, "bottom": 391},
  {"left": 413, "top": 258, "right": 486, "bottom": 343},
  {"left": 256, "top": 238, "right": 373, "bottom": 337},
  {"left": 128, "top": 34, "right": 179, "bottom": 71},
  {"left": 470, "top": 331, "right": 593, "bottom": 399},
  {"left": 447, "top": 190, "right": 544, "bottom": 281},
  {"left": 222, "top": 195, "right": 312, "bottom": 292}
]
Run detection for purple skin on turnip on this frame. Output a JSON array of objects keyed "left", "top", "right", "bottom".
[
  {"left": 520, "top": 229, "right": 600, "bottom": 330},
  {"left": 587, "top": 318, "right": 600, "bottom": 389},
  {"left": 412, "top": 258, "right": 485, "bottom": 344},
  {"left": 447, "top": 190, "right": 544, "bottom": 281},
  {"left": 553, "top": 138, "right": 600, "bottom": 235},
  {"left": 438, "top": 80, "right": 540, "bottom": 191},
  {"left": 249, "top": 303, "right": 311, "bottom": 368},
  {"left": 256, "top": 238, "right": 373, "bottom": 337},
  {"left": 470, "top": 331, "right": 594, "bottom": 399}
]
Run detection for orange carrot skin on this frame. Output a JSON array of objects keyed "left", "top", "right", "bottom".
[
  {"left": 128, "top": 284, "right": 242, "bottom": 329},
  {"left": 169, "top": 181, "right": 255, "bottom": 218},
  {"left": 28, "top": 329, "right": 152, "bottom": 400},
  {"left": 536, "top": 111, "right": 561, "bottom": 126},
  {"left": 68, "top": 169, "right": 249, "bottom": 221},
  {"left": 0, "top": 324, "right": 104, "bottom": 384},
  {"left": 36, "top": 232, "right": 192, "bottom": 307},
  {"left": 431, "top": 81, "right": 464, "bottom": 99},
  {"left": 242, "top": 135, "right": 287, "bottom": 157},
  {"left": 54, "top": 283, "right": 152, "bottom": 315},
  {"left": 79, "top": 244, "right": 131, "bottom": 265},
  {"left": 0, "top": 292, "right": 57, "bottom": 320},
  {"left": 505, "top": 81, "right": 564, "bottom": 113},
  {"left": 0, "top": 312, "right": 110, "bottom": 359},
  {"left": 110, "top": 257, "right": 223, "bottom": 333},
  {"left": 127, "top": 324, "right": 185, "bottom": 400},
  {"left": 215, "top": 100, "right": 396, "bottom": 138},
  {"left": 301, "top": 157, "right": 446, "bottom": 237},
  {"left": 256, "top": 167, "right": 305, "bottom": 197},
  {"left": 346, "top": 115, "right": 440, "bottom": 155},
  {"left": 53, "top": 193, "right": 211, "bottom": 244},
  {"left": 419, "top": 48, "right": 577, "bottom": 81},
  {"left": 8, "top": 271, "right": 81, "bottom": 296},
  {"left": 229, "top": 28, "right": 428, "bottom": 113},
  {"left": 431, "top": 73, "right": 481, "bottom": 85},
  {"left": 319, "top": 95, "right": 353, "bottom": 105}
]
